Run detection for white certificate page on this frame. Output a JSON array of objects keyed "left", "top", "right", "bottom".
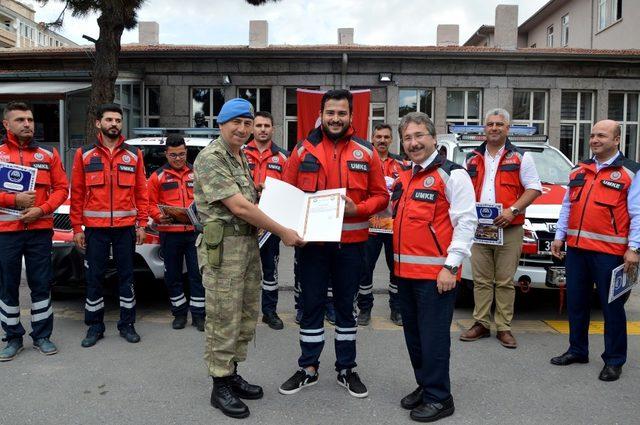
[{"left": 258, "top": 177, "right": 346, "bottom": 242}]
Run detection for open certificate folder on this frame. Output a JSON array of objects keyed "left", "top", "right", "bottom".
[{"left": 258, "top": 177, "right": 346, "bottom": 242}]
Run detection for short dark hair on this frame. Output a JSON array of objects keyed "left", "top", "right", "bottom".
[
  {"left": 165, "top": 134, "right": 186, "bottom": 148},
  {"left": 320, "top": 89, "right": 353, "bottom": 113},
  {"left": 3, "top": 101, "right": 31, "bottom": 119},
  {"left": 96, "top": 103, "right": 123, "bottom": 120},
  {"left": 373, "top": 123, "right": 392, "bottom": 134},
  {"left": 254, "top": 111, "right": 274, "bottom": 125}
]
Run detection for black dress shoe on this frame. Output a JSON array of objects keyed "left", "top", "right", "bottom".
[
  {"left": 211, "top": 377, "right": 250, "bottom": 419},
  {"left": 229, "top": 373, "right": 264, "bottom": 400},
  {"left": 119, "top": 325, "right": 141, "bottom": 343},
  {"left": 401, "top": 386, "right": 423, "bottom": 410},
  {"left": 410, "top": 396, "right": 455, "bottom": 423},
  {"left": 262, "top": 312, "right": 284, "bottom": 330},
  {"left": 172, "top": 315, "right": 187, "bottom": 330},
  {"left": 550, "top": 352, "right": 589, "bottom": 366},
  {"left": 598, "top": 365, "right": 622, "bottom": 382}
]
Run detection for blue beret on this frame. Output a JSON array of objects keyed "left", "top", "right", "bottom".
[{"left": 217, "top": 98, "right": 254, "bottom": 125}]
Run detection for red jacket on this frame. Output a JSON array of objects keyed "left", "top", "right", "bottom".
[
  {"left": 567, "top": 154, "right": 639, "bottom": 256},
  {"left": 392, "top": 156, "right": 462, "bottom": 280},
  {"left": 243, "top": 140, "right": 288, "bottom": 185},
  {"left": 148, "top": 163, "right": 195, "bottom": 233},
  {"left": 282, "top": 127, "right": 389, "bottom": 243},
  {"left": 466, "top": 140, "right": 526, "bottom": 226},
  {"left": 381, "top": 153, "right": 408, "bottom": 180},
  {"left": 70, "top": 134, "right": 149, "bottom": 233},
  {"left": 0, "top": 132, "right": 68, "bottom": 232}
]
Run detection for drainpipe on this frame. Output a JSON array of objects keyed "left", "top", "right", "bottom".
[{"left": 341, "top": 53, "right": 348, "bottom": 89}]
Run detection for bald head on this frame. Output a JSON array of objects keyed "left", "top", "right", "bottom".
[{"left": 590, "top": 119, "right": 621, "bottom": 161}]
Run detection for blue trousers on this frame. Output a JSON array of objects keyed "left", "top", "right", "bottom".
[
  {"left": 0, "top": 229, "right": 53, "bottom": 342},
  {"left": 566, "top": 247, "right": 629, "bottom": 366},
  {"left": 160, "top": 231, "right": 204, "bottom": 318},
  {"left": 398, "top": 278, "right": 457, "bottom": 403},
  {"left": 358, "top": 232, "right": 399, "bottom": 311},
  {"left": 298, "top": 242, "right": 363, "bottom": 371},
  {"left": 294, "top": 247, "right": 333, "bottom": 313},
  {"left": 84, "top": 227, "right": 137, "bottom": 333},
  {"left": 260, "top": 234, "right": 280, "bottom": 315}
]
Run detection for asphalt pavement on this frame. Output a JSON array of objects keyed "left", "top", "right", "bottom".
[{"left": 3, "top": 246, "right": 639, "bottom": 425}]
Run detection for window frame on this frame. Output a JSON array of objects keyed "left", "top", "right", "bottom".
[
  {"left": 237, "top": 87, "right": 272, "bottom": 112},
  {"left": 546, "top": 25, "right": 554, "bottom": 47},
  {"left": 559, "top": 91, "right": 596, "bottom": 163},
  {"left": 190, "top": 87, "right": 225, "bottom": 128},
  {"left": 445, "top": 89, "right": 482, "bottom": 128},
  {"left": 561, "top": 14, "right": 569, "bottom": 46},
  {"left": 368, "top": 102, "right": 387, "bottom": 142},
  {"left": 512, "top": 90, "right": 549, "bottom": 135},
  {"left": 144, "top": 85, "right": 160, "bottom": 127},
  {"left": 609, "top": 91, "right": 640, "bottom": 161},
  {"left": 283, "top": 87, "right": 319, "bottom": 151}
]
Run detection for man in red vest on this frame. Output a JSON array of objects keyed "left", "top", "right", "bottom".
[
  {"left": 70, "top": 104, "right": 149, "bottom": 348},
  {"left": 550, "top": 119, "right": 639, "bottom": 382},
  {"left": 279, "top": 90, "right": 388, "bottom": 398},
  {"left": 0, "top": 102, "right": 68, "bottom": 361},
  {"left": 393, "top": 112, "right": 477, "bottom": 422},
  {"left": 148, "top": 134, "right": 205, "bottom": 331},
  {"left": 242, "top": 111, "right": 288, "bottom": 330},
  {"left": 460, "top": 108, "right": 541, "bottom": 349}
]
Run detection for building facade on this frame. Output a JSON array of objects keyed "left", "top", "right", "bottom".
[{"left": 0, "top": 0, "right": 75, "bottom": 48}]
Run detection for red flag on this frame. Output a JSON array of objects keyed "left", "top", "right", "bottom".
[{"left": 296, "top": 89, "right": 371, "bottom": 141}]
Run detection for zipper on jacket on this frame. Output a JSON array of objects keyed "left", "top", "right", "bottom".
[
  {"left": 18, "top": 146, "right": 28, "bottom": 230},
  {"left": 575, "top": 171, "right": 598, "bottom": 245},
  {"left": 109, "top": 153, "right": 114, "bottom": 226},
  {"left": 429, "top": 224, "right": 444, "bottom": 255}
]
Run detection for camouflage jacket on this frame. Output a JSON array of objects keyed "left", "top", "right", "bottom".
[{"left": 193, "top": 136, "right": 257, "bottom": 225}]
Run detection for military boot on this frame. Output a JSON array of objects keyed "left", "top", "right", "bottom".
[
  {"left": 211, "top": 376, "right": 250, "bottom": 419},
  {"left": 229, "top": 362, "right": 264, "bottom": 399}
]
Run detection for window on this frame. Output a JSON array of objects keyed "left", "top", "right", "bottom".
[
  {"left": 283, "top": 87, "right": 319, "bottom": 151},
  {"left": 560, "top": 91, "right": 595, "bottom": 162},
  {"left": 398, "top": 88, "right": 433, "bottom": 118},
  {"left": 561, "top": 14, "right": 569, "bottom": 46},
  {"left": 598, "top": 0, "right": 622, "bottom": 31},
  {"left": 446, "top": 89, "right": 481, "bottom": 128},
  {"left": 144, "top": 86, "right": 160, "bottom": 127},
  {"left": 112, "top": 83, "right": 142, "bottom": 138},
  {"left": 191, "top": 87, "right": 224, "bottom": 128},
  {"left": 513, "top": 91, "right": 548, "bottom": 134},
  {"left": 609, "top": 92, "right": 639, "bottom": 161},
  {"left": 238, "top": 88, "right": 271, "bottom": 112},
  {"left": 369, "top": 103, "right": 386, "bottom": 140},
  {"left": 546, "top": 25, "right": 554, "bottom": 47}
]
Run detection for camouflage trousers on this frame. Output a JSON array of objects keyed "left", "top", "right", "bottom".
[{"left": 199, "top": 235, "right": 262, "bottom": 377}]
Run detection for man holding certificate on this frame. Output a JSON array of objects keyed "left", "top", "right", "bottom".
[
  {"left": 70, "top": 104, "right": 149, "bottom": 347},
  {"left": 550, "top": 119, "right": 640, "bottom": 382},
  {"left": 460, "top": 108, "right": 541, "bottom": 349},
  {"left": 392, "top": 112, "right": 477, "bottom": 422},
  {"left": 279, "top": 90, "right": 388, "bottom": 398},
  {"left": 0, "top": 102, "right": 68, "bottom": 361},
  {"left": 148, "top": 134, "right": 205, "bottom": 332}
]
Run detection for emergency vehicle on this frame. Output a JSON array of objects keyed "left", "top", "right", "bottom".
[
  {"left": 437, "top": 125, "right": 573, "bottom": 293},
  {"left": 51, "top": 128, "right": 217, "bottom": 290}
]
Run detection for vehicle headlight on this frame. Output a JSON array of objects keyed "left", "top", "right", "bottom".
[{"left": 523, "top": 219, "right": 536, "bottom": 244}]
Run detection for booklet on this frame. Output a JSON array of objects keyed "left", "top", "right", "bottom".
[
  {"left": 608, "top": 263, "right": 639, "bottom": 303},
  {"left": 473, "top": 203, "right": 503, "bottom": 246},
  {"left": 258, "top": 177, "right": 346, "bottom": 242},
  {"left": 369, "top": 176, "right": 394, "bottom": 234},
  {"left": 0, "top": 161, "right": 38, "bottom": 216},
  {"left": 158, "top": 203, "right": 201, "bottom": 227}
]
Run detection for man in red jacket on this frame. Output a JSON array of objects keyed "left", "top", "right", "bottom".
[
  {"left": 0, "top": 102, "right": 68, "bottom": 361},
  {"left": 70, "top": 104, "right": 149, "bottom": 348},
  {"left": 278, "top": 90, "right": 388, "bottom": 398},
  {"left": 148, "top": 134, "right": 205, "bottom": 331}
]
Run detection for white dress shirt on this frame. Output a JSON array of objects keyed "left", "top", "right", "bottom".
[
  {"left": 478, "top": 146, "right": 542, "bottom": 204},
  {"left": 415, "top": 150, "right": 478, "bottom": 267}
]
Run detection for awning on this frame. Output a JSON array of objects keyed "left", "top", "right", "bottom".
[{"left": 0, "top": 81, "right": 90, "bottom": 99}]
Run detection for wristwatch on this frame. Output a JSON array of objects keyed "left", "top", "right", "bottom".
[
  {"left": 630, "top": 246, "right": 640, "bottom": 254},
  {"left": 443, "top": 264, "right": 459, "bottom": 275},
  {"left": 510, "top": 206, "right": 521, "bottom": 216}
]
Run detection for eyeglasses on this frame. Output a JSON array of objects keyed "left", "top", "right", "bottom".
[
  {"left": 167, "top": 152, "right": 187, "bottom": 159},
  {"left": 402, "top": 133, "right": 431, "bottom": 143}
]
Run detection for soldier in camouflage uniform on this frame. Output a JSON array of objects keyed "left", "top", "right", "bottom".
[{"left": 193, "top": 98, "right": 303, "bottom": 419}]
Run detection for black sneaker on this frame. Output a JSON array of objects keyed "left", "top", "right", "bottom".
[
  {"left": 337, "top": 370, "right": 369, "bottom": 398},
  {"left": 279, "top": 369, "right": 319, "bottom": 395}
]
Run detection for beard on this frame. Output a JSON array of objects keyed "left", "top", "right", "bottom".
[
  {"left": 322, "top": 122, "right": 349, "bottom": 141},
  {"left": 100, "top": 126, "right": 121, "bottom": 139}
]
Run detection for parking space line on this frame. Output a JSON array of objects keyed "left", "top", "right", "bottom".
[{"left": 545, "top": 320, "right": 640, "bottom": 335}]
